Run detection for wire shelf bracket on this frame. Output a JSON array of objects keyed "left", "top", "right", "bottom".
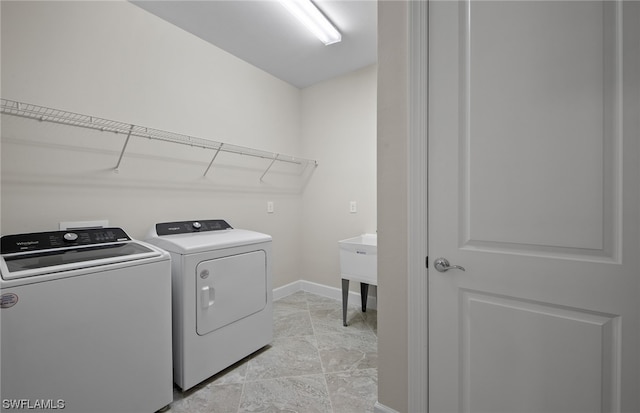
[
  {"left": 114, "top": 124, "right": 135, "bottom": 172},
  {"left": 1, "top": 98, "right": 319, "bottom": 180},
  {"left": 260, "top": 154, "right": 279, "bottom": 182},
  {"left": 203, "top": 143, "right": 224, "bottom": 177}
]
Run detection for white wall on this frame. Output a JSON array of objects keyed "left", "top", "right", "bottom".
[
  {"left": 300, "top": 64, "right": 377, "bottom": 291},
  {"left": 0, "top": 1, "right": 377, "bottom": 293},
  {"left": 0, "top": 0, "right": 303, "bottom": 287}
]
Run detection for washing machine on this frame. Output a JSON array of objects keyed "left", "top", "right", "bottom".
[
  {"left": 0, "top": 227, "right": 173, "bottom": 413},
  {"left": 146, "top": 219, "right": 272, "bottom": 391}
]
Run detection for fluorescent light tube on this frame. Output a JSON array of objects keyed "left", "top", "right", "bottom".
[{"left": 279, "top": 0, "right": 341, "bottom": 45}]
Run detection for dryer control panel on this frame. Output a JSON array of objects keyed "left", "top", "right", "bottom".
[{"left": 155, "top": 220, "right": 233, "bottom": 236}]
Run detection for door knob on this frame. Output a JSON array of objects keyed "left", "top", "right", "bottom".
[{"left": 433, "top": 257, "right": 465, "bottom": 273}]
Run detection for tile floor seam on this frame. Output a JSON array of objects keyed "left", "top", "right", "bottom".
[
  {"left": 234, "top": 382, "right": 245, "bottom": 413},
  {"left": 320, "top": 371, "right": 336, "bottom": 413},
  {"left": 309, "top": 310, "right": 329, "bottom": 376},
  {"left": 311, "top": 300, "right": 337, "bottom": 413},
  {"left": 243, "top": 372, "right": 328, "bottom": 382},
  {"left": 308, "top": 296, "right": 328, "bottom": 379}
]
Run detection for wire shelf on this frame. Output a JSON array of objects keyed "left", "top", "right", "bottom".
[{"left": 1, "top": 98, "right": 318, "bottom": 178}]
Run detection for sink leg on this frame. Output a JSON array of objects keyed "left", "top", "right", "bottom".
[
  {"left": 361, "top": 283, "right": 369, "bottom": 312},
  {"left": 342, "top": 279, "right": 349, "bottom": 326}
]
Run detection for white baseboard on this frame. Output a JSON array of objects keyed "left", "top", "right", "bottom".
[
  {"left": 273, "top": 279, "right": 377, "bottom": 310},
  {"left": 272, "top": 280, "right": 303, "bottom": 301},
  {"left": 373, "top": 401, "right": 400, "bottom": 413}
]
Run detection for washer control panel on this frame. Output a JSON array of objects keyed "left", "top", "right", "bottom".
[
  {"left": 1, "top": 228, "right": 131, "bottom": 253},
  {"left": 155, "top": 220, "right": 233, "bottom": 236}
]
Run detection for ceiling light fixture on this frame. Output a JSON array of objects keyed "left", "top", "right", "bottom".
[{"left": 279, "top": 0, "right": 341, "bottom": 45}]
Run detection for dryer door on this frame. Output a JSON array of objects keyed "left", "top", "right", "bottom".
[{"left": 196, "top": 250, "right": 267, "bottom": 336}]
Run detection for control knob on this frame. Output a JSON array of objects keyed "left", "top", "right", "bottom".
[
  {"left": 63, "top": 232, "right": 79, "bottom": 242},
  {"left": 192, "top": 222, "right": 202, "bottom": 230}
]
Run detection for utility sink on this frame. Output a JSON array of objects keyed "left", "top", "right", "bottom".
[
  {"left": 338, "top": 233, "right": 377, "bottom": 285},
  {"left": 338, "top": 233, "right": 377, "bottom": 326}
]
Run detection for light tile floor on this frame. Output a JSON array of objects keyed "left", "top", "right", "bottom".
[{"left": 165, "top": 291, "right": 378, "bottom": 413}]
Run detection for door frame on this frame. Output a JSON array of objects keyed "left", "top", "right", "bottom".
[{"left": 407, "top": 1, "right": 429, "bottom": 412}]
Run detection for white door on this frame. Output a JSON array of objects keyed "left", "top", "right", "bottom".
[{"left": 428, "top": 1, "right": 640, "bottom": 412}]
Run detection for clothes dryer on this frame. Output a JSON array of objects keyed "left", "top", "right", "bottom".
[{"left": 146, "top": 220, "right": 272, "bottom": 391}]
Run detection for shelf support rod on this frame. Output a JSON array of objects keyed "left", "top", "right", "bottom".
[
  {"left": 260, "top": 154, "right": 279, "bottom": 182},
  {"left": 203, "top": 143, "right": 224, "bottom": 177},
  {"left": 114, "top": 124, "right": 135, "bottom": 172}
]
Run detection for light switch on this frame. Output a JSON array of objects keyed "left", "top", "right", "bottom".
[
  {"left": 350, "top": 201, "right": 357, "bottom": 213},
  {"left": 267, "top": 201, "right": 274, "bottom": 214}
]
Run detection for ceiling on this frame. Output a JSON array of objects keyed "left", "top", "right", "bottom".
[{"left": 131, "top": 0, "right": 378, "bottom": 89}]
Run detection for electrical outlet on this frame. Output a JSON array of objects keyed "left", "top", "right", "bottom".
[
  {"left": 350, "top": 201, "right": 357, "bottom": 213},
  {"left": 267, "top": 201, "right": 274, "bottom": 214}
]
